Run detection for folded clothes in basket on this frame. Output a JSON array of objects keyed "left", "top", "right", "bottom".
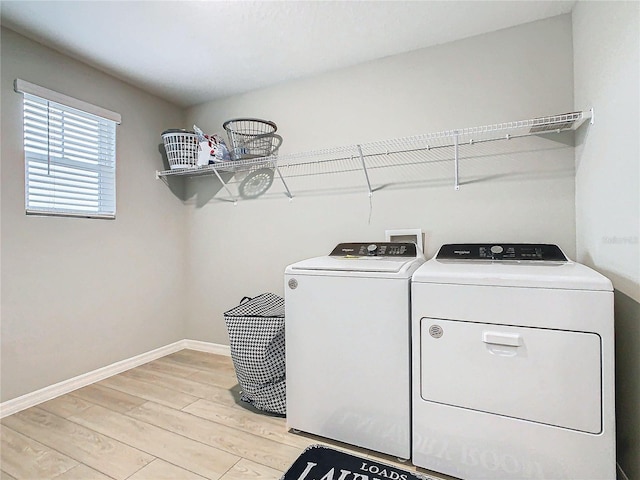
[{"left": 194, "top": 124, "right": 231, "bottom": 163}]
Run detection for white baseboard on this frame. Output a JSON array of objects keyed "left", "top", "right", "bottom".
[
  {"left": 183, "top": 339, "right": 230, "bottom": 356},
  {"left": 0, "top": 339, "right": 229, "bottom": 419}
]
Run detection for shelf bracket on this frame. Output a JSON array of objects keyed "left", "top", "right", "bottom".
[
  {"left": 357, "top": 144, "right": 373, "bottom": 197},
  {"left": 155, "top": 171, "right": 172, "bottom": 188},
  {"left": 454, "top": 132, "right": 460, "bottom": 191},
  {"left": 211, "top": 167, "right": 238, "bottom": 205},
  {"left": 275, "top": 165, "right": 293, "bottom": 200}
]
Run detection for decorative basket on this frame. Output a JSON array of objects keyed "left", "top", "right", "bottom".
[
  {"left": 223, "top": 118, "right": 283, "bottom": 160},
  {"left": 161, "top": 129, "right": 199, "bottom": 169}
]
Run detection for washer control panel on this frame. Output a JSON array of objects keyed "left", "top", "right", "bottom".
[
  {"left": 330, "top": 242, "right": 418, "bottom": 257},
  {"left": 436, "top": 243, "right": 567, "bottom": 261}
]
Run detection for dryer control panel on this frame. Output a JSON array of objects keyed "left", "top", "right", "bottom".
[
  {"left": 437, "top": 243, "right": 567, "bottom": 261},
  {"left": 330, "top": 242, "right": 418, "bottom": 257}
]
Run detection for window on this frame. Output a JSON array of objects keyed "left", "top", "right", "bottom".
[{"left": 15, "top": 79, "right": 121, "bottom": 218}]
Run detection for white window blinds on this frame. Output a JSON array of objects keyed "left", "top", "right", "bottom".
[{"left": 17, "top": 80, "right": 119, "bottom": 218}]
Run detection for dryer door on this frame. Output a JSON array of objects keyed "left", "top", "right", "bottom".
[{"left": 420, "top": 318, "right": 602, "bottom": 433}]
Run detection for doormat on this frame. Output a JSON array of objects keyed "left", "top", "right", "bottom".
[{"left": 281, "top": 444, "right": 437, "bottom": 480}]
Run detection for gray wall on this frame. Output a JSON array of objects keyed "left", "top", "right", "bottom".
[
  {"left": 185, "top": 15, "right": 577, "bottom": 344},
  {"left": 0, "top": 28, "right": 187, "bottom": 402},
  {"left": 572, "top": 2, "right": 640, "bottom": 478}
]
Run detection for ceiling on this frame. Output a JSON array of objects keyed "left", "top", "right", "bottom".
[{"left": 1, "top": 1, "right": 575, "bottom": 107}]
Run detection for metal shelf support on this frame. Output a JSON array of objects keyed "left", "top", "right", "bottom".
[
  {"left": 211, "top": 168, "right": 238, "bottom": 205},
  {"left": 357, "top": 144, "right": 373, "bottom": 197},
  {"left": 453, "top": 132, "right": 460, "bottom": 191},
  {"left": 275, "top": 165, "right": 293, "bottom": 199}
]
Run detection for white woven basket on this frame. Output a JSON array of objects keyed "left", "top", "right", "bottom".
[{"left": 162, "top": 130, "right": 199, "bottom": 169}]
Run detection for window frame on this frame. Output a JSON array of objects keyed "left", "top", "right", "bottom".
[{"left": 15, "top": 79, "right": 121, "bottom": 219}]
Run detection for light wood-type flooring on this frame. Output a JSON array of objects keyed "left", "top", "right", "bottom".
[{"left": 1, "top": 349, "right": 450, "bottom": 480}]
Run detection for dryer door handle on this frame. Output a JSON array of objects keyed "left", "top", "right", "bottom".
[{"left": 483, "top": 331, "right": 521, "bottom": 347}]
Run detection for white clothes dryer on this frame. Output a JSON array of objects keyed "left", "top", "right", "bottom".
[
  {"left": 411, "top": 244, "right": 615, "bottom": 480},
  {"left": 285, "top": 242, "right": 425, "bottom": 459}
]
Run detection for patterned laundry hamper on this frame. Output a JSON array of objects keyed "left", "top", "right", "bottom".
[{"left": 224, "top": 293, "right": 286, "bottom": 415}]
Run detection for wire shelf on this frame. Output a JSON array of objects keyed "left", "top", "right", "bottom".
[
  {"left": 156, "top": 110, "right": 592, "bottom": 199},
  {"left": 156, "top": 157, "right": 277, "bottom": 177}
]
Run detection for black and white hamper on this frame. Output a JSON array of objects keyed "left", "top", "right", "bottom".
[{"left": 224, "top": 293, "right": 286, "bottom": 415}]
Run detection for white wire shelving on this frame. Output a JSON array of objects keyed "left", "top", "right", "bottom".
[{"left": 155, "top": 109, "right": 593, "bottom": 201}]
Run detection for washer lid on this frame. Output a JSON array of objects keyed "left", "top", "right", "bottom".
[
  {"left": 287, "top": 242, "right": 423, "bottom": 275},
  {"left": 290, "top": 255, "right": 417, "bottom": 273},
  {"left": 412, "top": 257, "right": 613, "bottom": 291}
]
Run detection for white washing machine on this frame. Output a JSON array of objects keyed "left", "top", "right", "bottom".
[
  {"left": 285, "top": 242, "right": 425, "bottom": 459},
  {"left": 411, "top": 244, "right": 615, "bottom": 480}
]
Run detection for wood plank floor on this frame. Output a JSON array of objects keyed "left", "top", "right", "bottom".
[{"left": 1, "top": 349, "right": 449, "bottom": 480}]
